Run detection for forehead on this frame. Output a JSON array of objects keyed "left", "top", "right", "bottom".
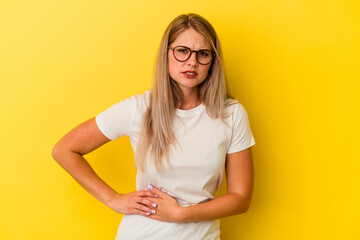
[{"left": 172, "top": 28, "right": 211, "bottom": 50}]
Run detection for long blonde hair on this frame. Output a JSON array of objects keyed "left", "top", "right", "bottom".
[{"left": 135, "top": 13, "right": 234, "bottom": 172}]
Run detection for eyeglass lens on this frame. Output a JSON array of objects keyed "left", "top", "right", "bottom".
[{"left": 173, "top": 46, "right": 213, "bottom": 65}]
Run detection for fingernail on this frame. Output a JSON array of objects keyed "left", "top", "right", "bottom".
[
  {"left": 155, "top": 195, "right": 159, "bottom": 198},
  {"left": 147, "top": 184, "right": 154, "bottom": 190},
  {"left": 152, "top": 203, "right": 157, "bottom": 207},
  {"left": 146, "top": 212, "right": 150, "bottom": 216},
  {"left": 151, "top": 209, "right": 156, "bottom": 214}
]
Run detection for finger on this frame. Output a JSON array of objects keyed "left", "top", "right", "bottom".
[
  {"left": 132, "top": 208, "right": 152, "bottom": 217},
  {"left": 132, "top": 201, "right": 156, "bottom": 215},
  {"left": 137, "top": 196, "right": 158, "bottom": 208},
  {"left": 136, "top": 190, "right": 157, "bottom": 198},
  {"left": 126, "top": 195, "right": 156, "bottom": 214},
  {"left": 147, "top": 184, "right": 168, "bottom": 199},
  {"left": 146, "top": 213, "right": 162, "bottom": 221}
]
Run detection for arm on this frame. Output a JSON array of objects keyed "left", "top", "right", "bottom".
[
  {"left": 52, "top": 117, "right": 157, "bottom": 216},
  {"left": 146, "top": 147, "right": 254, "bottom": 222}
]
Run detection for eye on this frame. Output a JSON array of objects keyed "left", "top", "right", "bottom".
[
  {"left": 176, "top": 47, "right": 189, "bottom": 54},
  {"left": 198, "top": 51, "right": 209, "bottom": 57}
]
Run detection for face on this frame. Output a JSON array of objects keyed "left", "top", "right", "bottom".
[{"left": 168, "top": 28, "right": 212, "bottom": 94}]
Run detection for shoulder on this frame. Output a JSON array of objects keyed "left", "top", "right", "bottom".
[
  {"left": 222, "top": 98, "right": 253, "bottom": 131},
  {"left": 225, "top": 98, "right": 248, "bottom": 118},
  {"left": 224, "top": 98, "right": 256, "bottom": 152},
  {"left": 96, "top": 89, "right": 151, "bottom": 120},
  {"left": 110, "top": 89, "right": 151, "bottom": 112},
  {"left": 125, "top": 89, "right": 151, "bottom": 105},
  {"left": 95, "top": 90, "right": 151, "bottom": 140}
]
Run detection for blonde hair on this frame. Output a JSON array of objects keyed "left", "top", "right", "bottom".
[{"left": 135, "top": 13, "right": 234, "bottom": 172}]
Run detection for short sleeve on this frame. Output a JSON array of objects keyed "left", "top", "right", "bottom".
[
  {"left": 95, "top": 96, "right": 136, "bottom": 141},
  {"left": 227, "top": 103, "right": 256, "bottom": 153}
]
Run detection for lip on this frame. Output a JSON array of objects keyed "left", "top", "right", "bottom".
[
  {"left": 182, "top": 70, "right": 198, "bottom": 74},
  {"left": 182, "top": 71, "right": 198, "bottom": 78}
]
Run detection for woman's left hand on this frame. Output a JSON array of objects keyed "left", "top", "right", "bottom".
[{"left": 145, "top": 184, "right": 185, "bottom": 223}]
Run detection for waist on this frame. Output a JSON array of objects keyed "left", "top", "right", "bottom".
[
  {"left": 117, "top": 214, "right": 220, "bottom": 240},
  {"left": 155, "top": 187, "right": 214, "bottom": 207}
]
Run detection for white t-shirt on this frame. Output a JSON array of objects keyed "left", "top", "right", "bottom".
[{"left": 95, "top": 90, "right": 255, "bottom": 240}]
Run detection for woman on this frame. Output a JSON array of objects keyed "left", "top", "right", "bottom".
[{"left": 52, "top": 13, "right": 255, "bottom": 240}]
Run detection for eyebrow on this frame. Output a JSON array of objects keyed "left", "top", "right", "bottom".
[{"left": 174, "top": 45, "right": 212, "bottom": 51}]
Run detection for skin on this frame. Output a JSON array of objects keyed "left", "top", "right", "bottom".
[
  {"left": 52, "top": 27, "right": 254, "bottom": 223},
  {"left": 168, "top": 28, "right": 212, "bottom": 109}
]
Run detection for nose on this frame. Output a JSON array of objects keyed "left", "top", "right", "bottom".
[{"left": 187, "top": 51, "right": 198, "bottom": 66}]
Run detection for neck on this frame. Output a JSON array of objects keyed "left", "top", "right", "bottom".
[{"left": 179, "top": 87, "right": 201, "bottom": 110}]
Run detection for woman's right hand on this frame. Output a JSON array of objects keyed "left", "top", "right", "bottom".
[
  {"left": 107, "top": 191, "right": 158, "bottom": 217},
  {"left": 52, "top": 118, "right": 158, "bottom": 218}
]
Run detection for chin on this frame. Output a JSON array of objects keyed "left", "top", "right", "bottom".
[{"left": 171, "top": 75, "right": 205, "bottom": 89}]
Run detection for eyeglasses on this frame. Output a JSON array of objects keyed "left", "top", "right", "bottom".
[{"left": 168, "top": 45, "right": 215, "bottom": 65}]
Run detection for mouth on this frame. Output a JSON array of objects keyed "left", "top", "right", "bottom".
[{"left": 182, "top": 71, "right": 198, "bottom": 78}]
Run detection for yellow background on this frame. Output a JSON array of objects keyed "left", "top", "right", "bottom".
[{"left": 1, "top": 0, "right": 359, "bottom": 239}]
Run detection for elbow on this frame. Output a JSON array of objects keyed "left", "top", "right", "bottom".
[
  {"left": 52, "top": 142, "right": 81, "bottom": 165},
  {"left": 233, "top": 193, "right": 252, "bottom": 214},
  {"left": 52, "top": 144, "right": 61, "bottom": 163},
  {"left": 240, "top": 201, "right": 251, "bottom": 214},
  {"left": 52, "top": 141, "right": 69, "bottom": 163},
  {"left": 235, "top": 202, "right": 251, "bottom": 215}
]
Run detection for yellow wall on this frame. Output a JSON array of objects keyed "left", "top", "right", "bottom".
[{"left": 1, "top": 0, "right": 359, "bottom": 239}]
